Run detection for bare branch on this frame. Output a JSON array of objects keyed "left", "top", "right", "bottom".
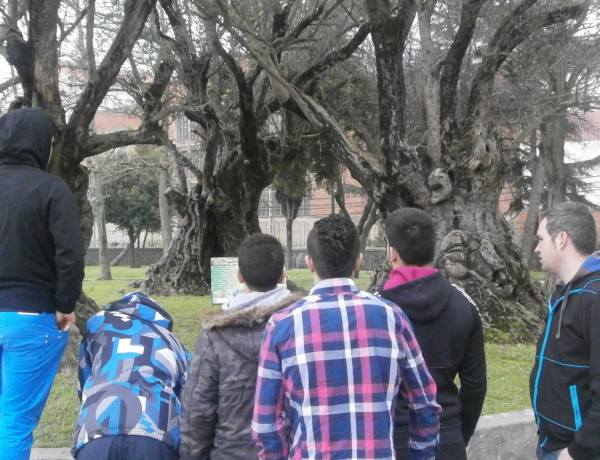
[
  {"left": 293, "top": 22, "right": 371, "bottom": 88},
  {"left": 68, "top": 0, "right": 158, "bottom": 131},
  {"left": 57, "top": 5, "right": 89, "bottom": 46}
]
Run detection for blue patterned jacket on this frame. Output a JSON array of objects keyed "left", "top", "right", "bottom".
[{"left": 73, "top": 292, "right": 190, "bottom": 455}]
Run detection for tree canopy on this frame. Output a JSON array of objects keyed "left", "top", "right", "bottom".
[{"left": 103, "top": 148, "right": 161, "bottom": 267}]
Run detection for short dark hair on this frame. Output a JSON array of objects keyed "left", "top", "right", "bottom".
[
  {"left": 384, "top": 208, "right": 436, "bottom": 266},
  {"left": 306, "top": 214, "right": 360, "bottom": 279},
  {"left": 543, "top": 202, "right": 597, "bottom": 255},
  {"left": 238, "top": 234, "right": 285, "bottom": 291}
]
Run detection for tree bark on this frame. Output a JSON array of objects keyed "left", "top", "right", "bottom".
[
  {"left": 110, "top": 246, "right": 130, "bottom": 267},
  {"left": 356, "top": 200, "right": 379, "bottom": 279},
  {"left": 523, "top": 145, "right": 544, "bottom": 268},
  {"left": 357, "top": 0, "right": 587, "bottom": 341},
  {"left": 541, "top": 114, "right": 568, "bottom": 208},
  {"left": 146, "top": 0, "right": 359, "bottom": 293},
  {"left": 159, "top": 147, "right": 172, "bottom": 254},
  {"left": 286, "top": 218, "right": 294, "bottom": 270},
  {"left": 92, "top": 170, "right": 112, "bottom": 280},
  {"left": 127, "top": 227, "right": 138, "bottom": 268}
]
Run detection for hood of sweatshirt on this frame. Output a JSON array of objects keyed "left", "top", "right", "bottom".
[
  {"left": 221, "top": 285, "right": 292, "bottom": 312},
  {"left": 202, "top": 290, "right": 302, "bottom": 362},
  {"left": 0, "top": 108, "right": 55, "bottom": 169},
  {"left": 102, "top": 292, "right": 175, "bottom": 332},
  {"left": 569, "top": 251, "right": 600, "bottom": 284},
  {"left": 553, "top": 250, "right": 600, "bottom": 339},
  {"left": 379, "top": 268, "right": 452, "bottom": 323}
]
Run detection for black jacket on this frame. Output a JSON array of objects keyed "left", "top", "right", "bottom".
[
  {"left": 379, "top": 271, "right": 487, "bottom": 454},
  {"left": 0, "top": 108, "right": 84, "bottom": 314},
  {"left": 179, "top": 292, "right": 302, "bottom": 460},
  {"left": 530, "top": 252, "right": 600, "bottom": 459}
]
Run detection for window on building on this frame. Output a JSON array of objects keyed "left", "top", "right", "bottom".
[{"left": 176, "top": 116, "right": 189, "bottom": 143}]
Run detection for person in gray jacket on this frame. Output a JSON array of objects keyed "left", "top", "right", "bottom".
[{"left": 179, "top": 233, "right": 300, "bottom": 460}]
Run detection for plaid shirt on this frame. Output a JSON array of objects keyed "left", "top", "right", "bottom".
[{"left": 252, "top": 278, "right": 440, "bottom": 460}]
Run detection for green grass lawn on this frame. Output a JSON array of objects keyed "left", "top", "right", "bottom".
[{"left": 34, "top": 266, "right": 536, "bottom": 448}]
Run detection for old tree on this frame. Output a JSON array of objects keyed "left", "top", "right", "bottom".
[
  {"left": 0, "top": 0, "right": 172, "bottom": 366},
  {"left": 0, "top": 0, "right": 591, "bottom": 342},
  {"left": 186, "top": 0, "right": 588, "bottom": 341}
]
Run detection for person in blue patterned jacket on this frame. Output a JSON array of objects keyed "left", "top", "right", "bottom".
[{"left": 72, "top": 292, "right": 190, "bottom": 460}]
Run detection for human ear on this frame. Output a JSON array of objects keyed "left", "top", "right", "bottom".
[
  {"left": 278, "top": 270, "right": 286, "bottom": 284},
  {"left": 355, "top": 253, "right": 364, "bottom": 271},
  {"left": 305, "top": 255, "right": 315, "bottom": 272}
]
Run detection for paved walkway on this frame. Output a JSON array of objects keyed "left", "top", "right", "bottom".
[
  {"left": 31, "top": 409, "right": 538, "bottom": 460},
  {"left": 30, "top": 448, "right": 72, "bottom": 460}
]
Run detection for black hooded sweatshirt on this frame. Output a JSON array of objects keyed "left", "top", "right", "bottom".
[
  {"left": 379, "top": 269, "right": 487, "bottom": 455},
  {"left": 0, "top": 108, "right": 84, "bottom": 314}
]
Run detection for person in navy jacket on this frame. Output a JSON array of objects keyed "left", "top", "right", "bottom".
[
  {"left": 530, "top": 202, "right": 600, "bottom": 460},
  {"left": 0, "top": 107, "right": 85, "bottom": 460}
]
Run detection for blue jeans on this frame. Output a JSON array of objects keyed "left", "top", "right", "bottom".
[
  {"left": 76, "top": 435, "right": 178, "bottom": 460},
  {"left": 0, "top": 312, "right": 69, "bottom": 460},
  {"left": 536, "top": 446, "right": 563, "bottom": 460},
  {"left": 537, "top": 445, "right": 600, "bottom": 460}
]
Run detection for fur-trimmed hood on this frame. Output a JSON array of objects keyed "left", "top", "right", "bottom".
[{"left": 203, "top": 292, "right": 303, "bottom": 330}]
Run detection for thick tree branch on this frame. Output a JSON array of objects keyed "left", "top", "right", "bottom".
[
  {"left": 273, "top": 0, "right": 326, "bottom": 52},
  {"left": 464, "top": 4, "right": 586, "bottom": 132},
  {"left": 294, "top": 22, "right": 371, "bottom": 88},
  {"left": 439, "top": 0, "right": 487, "bottom": 136},
  {"left": 68, "top": 0, "right": 157, "bottom": 132},
  {"left": 85, "top": 0, "right": 96, "bottom": 75},
  {"left": 0, "top": 75, "right": 19, "bottom": 93},
  {"left": 84, "top": 127, "right": 165, "bottom": 159}
]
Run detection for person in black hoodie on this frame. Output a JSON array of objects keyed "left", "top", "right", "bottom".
[
  {"left": 0, "top": 107, "right": 85, "bottom": 460},
  {"left": 530, "top": 202, "right": 600, "bottom": 460},
  {"left": 378, "top": 208, "right": 487, "bottom": 460}
]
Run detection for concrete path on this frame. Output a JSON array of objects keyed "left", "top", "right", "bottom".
[
  {"left": 30, "top": 448, "right": 72, "bottom": 460},
  {"left": 31, "top": 409, "right": 538, "bottom": 460}
]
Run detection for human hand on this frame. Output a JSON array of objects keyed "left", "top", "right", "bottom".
[
  {"left": 558, "top": 448, "right": 573, "bottom": 460},
  {"left": 55, "top": 311, "right": 75, "bottom": 331}
]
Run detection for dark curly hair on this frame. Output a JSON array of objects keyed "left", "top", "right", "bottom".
[
  {"left": 307, "top": 214, "right": 359, "bottom": 279},
  {"left": 238, "top": 233, "right": 285, "bottom": 291}
]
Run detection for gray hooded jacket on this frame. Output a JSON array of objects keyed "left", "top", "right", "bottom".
[{"left": 180, "top": 290, "right": 302, "bottom": 460}]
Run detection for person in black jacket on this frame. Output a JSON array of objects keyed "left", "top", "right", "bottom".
[
  {"left": 0, "top": 107, "right": 85, "bottom": 460},
  {"left": 179, "top": 233, "right": 301, "bottom": 460},
  {"left": 378, "top": 208, "right": 487, "bottom": 460},
  {"left": 530, "top": 202, "right": 600, "bottom": 460}
]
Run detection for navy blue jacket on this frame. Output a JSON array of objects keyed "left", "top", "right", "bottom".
[
  {"left": 0, "top": 108, "right": 84, "bottom": 314},
  {"left": 530, "top": 252, "right": 600, "bottom": 459}
]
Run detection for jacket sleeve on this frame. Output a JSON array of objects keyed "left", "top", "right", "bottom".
[
  {"left": 49, "top": 181, "right": 85, "bottom": 314},
  {"left": 179, "top": 330, "right": 219, "bottom": 460},
  {"left": 396, "top": 310, "right": 441, "bottom": 460},
  {"left": 569, "top": 295, "right": 600, "bottom": 459},
  {"left": 77, "top": 334, "right": 92, "bottom": 403},
  {"left": 458, "top": 303, "right": 487, "bottom": 445}
]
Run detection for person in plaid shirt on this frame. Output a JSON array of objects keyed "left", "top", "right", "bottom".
[{"left": 252, "top": 214, "right": 440, "bottom": 460}]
